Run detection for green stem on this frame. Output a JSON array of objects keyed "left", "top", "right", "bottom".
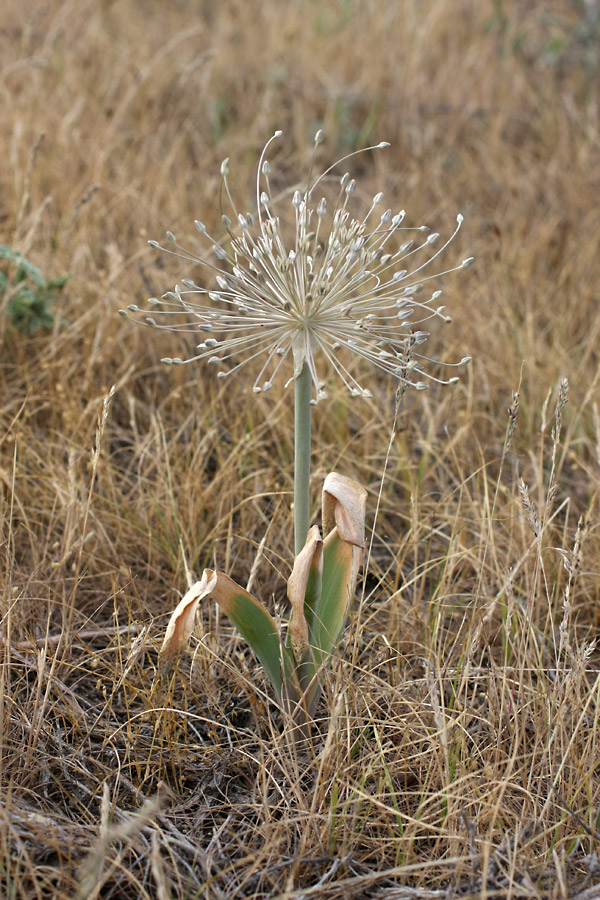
[{"left": 294, "top": 361, "right": 312, "bottom": 555}]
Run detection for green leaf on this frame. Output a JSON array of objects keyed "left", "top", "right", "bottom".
[
  {"left": 160, "top": 569, "right": 297, "bottom": 700},
  {"left": 308, "top": 527, "right": 356, "bottom": 673},
  {"left": 46, "top": 275, "right": 69, "bottom": 291},
  {"left": 16, "top": 258, "right": 46, "bottom": 287},
  {"left": 0, "top": 245, "right": 22, "bottom": 263},
  {"left": 210, "top": 572, "right": 291, "bottom": 698},
  {"left": 303, "top": 472, "right": 367, "bottom": 712},
  {"left": 0, "top": 246, "right": 46, "bottom": 287}
]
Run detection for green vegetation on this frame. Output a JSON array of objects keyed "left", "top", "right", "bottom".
[{"left": 0, "top": 245, "right": 67, "bottom": 335}]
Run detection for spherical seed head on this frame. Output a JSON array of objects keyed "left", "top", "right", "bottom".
[{"left": 128, "top": 131, "right": 471, "bottom": 399}]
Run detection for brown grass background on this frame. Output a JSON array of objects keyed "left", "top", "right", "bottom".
[{"left": 1, "top": 1, "right": 600, "bottom": 897}]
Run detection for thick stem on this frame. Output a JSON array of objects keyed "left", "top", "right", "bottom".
[{"left": 294, "top": 361, "right": 312, "bottom": 555}]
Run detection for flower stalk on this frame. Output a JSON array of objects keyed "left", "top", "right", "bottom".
[{"left": 294, "top": 360, "right": 312, "bottom": 555}]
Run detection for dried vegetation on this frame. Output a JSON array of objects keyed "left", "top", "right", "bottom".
[{"left": 1, "top": 1, "right": 600, "bottom": 897}]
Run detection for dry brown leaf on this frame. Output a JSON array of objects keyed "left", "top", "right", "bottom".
[
  {"left": 159, "top": 570, "right": 216, "bottom": 662},
  {"left": 322, "top": 472, "right": 367, "bottom": 546},
  {"left": 287, "top": 524, "right": 322, "bottom": 663}
]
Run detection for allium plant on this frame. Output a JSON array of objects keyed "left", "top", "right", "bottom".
[{"left": 121, "top": 131, "right": 471, "bottom": 732}]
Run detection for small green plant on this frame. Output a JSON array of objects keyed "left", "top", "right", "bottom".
[
  {"left": 0, "top": 245, "right": 68, "bottom": 335},
  {"left": 123, "top": 131, "right": 471, "bottom": 738},
  {"left": 160, "top": 472, "right": 366, "bottom": 727}
]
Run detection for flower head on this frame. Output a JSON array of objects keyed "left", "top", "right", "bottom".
[{"left": 122, "top": 131, "right": 472, "bottom": 402}]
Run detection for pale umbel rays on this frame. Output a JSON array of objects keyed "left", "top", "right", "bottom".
[{"left": 121, "top": 131, "right": 472, "bottom": 401}]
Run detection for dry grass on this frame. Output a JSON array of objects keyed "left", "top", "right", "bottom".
[{"left": 1, "top": 0, "right": 600, "bottom": 897}]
